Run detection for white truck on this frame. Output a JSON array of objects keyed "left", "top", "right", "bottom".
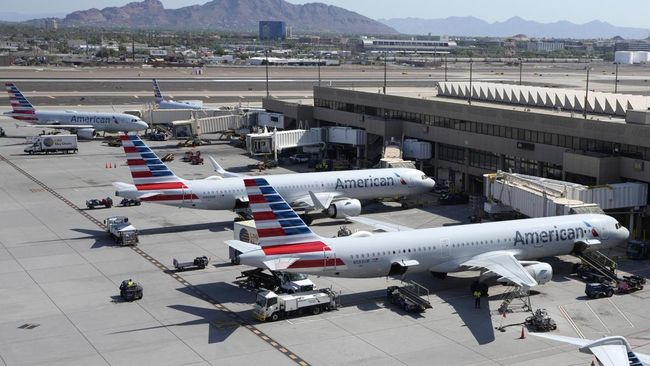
[
  {"left": 104, "top": 216, "right": 139, "bottom": 246},
  {"left": 253, "top": 288, "right": 340, "bottom": 322},
  {"left": 24, "top": 135, "right": 78, "bottom": 155}
]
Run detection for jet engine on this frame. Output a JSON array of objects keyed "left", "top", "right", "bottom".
[
  {"left": 76, "top": 128, "right": 96, "bottom": 140},
  {"left": 326, "top": 199, "right": 361, "bottom": 219},
  {"left": 523, "top": 262, "right": 553, "bottom": 285}
]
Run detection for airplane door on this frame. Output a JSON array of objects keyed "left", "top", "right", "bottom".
[
  {"left": 324, "top": 249, "right": 336, "bottom": 271},
  {"left": 440, "top": 238, "right": 450, "bottom": 258}
]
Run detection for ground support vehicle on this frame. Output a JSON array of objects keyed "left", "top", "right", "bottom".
[
  {"left": 585, "top": 283, "right": 615, "bottom": 298},
  {"left": 525, "top": 309, "right": 557, "bottom": 332},
  {"left": 439, "top": 192, "right": 469, "bottom": 205},
  {"left": 182, "top": 151, "right": 196, "bottom": 162},
  {"left": 104, "top": 216, "right": 139, "bottom": 246},
  {"left": 386, "top": 281, "right": 432, "bottom": 312},
  {"left": 119, "top": 198, "right": 141, "bottom": 207},
  {"left": 253, "top": 288, "right": 340, "bottom": 322},
  {"left": 173, "top": 256, "right": 209, "bottom": 271},
  {"left": 24, "top": 135, "right": 77, "bottom": 154},
  {"left": 236, "top": 268, "right": 315, "bottom": 293},
  {"left": 190, "top": 153, "right": 204, "bottom": 165},
  {"left": 617, "top": 276, "right": 645, "bottom": 293},
  {"left": 575, "top": 264, "right": 610, "bottom": 283},
  {"left": 161, "top": 153, "right": 174, "bottom": 162},
  {"left": 119, "top": 280, "right": 143, "bottom": 301},
  {"left": 86, "top": 197, "right": 113, "bottom": 209},
  {"left": 104, "top": 136, "right": 122, "bottom": 147}
]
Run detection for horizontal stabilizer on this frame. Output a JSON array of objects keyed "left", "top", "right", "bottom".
[
  {"left": 225, "top": 240, "right": 260, "bottom": 254},
  {"left": 263, "top": 257, "right": 300, "bottom": 271}
]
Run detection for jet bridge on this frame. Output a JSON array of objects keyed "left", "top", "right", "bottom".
[{"left": 483, "top": 171, "right": 647, "bottom": 219}]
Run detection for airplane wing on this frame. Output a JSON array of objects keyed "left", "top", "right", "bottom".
[
  {"left": 461, "top": 251, "right": 537, "bottom": 289},
  {"left": 291, "top": 191, "right": 341, "bottom": 209},
  {"left": 208, "top": 156, "right": 243, "bottom": 178},
  {"left": 530, "top": 333, "right": 649, "bottom": 366},
  {"left": 345, "top": 215, "right": 415, "bottom": 232}
]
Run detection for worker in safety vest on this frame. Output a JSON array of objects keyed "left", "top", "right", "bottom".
[
  {"left": 473, "top": 290, "right": 482, "bottom": 309},
  {"left": 127, "top": 279, "right": 135, "bottom": 288}
]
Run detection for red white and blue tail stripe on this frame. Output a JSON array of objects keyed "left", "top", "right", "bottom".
[
  {"left": 120, "top": 134, "right": 196, "bottom": 201},
  {"left": 245, "top": 178, "right": 321, "bottom": 247},
  {"left": 153, "top": 79, "right": 164, "bottom": 103},
  {"left": 5, "top": 83, "right": 37, "bottom": 122}
]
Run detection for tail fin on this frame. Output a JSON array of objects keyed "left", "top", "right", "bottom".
[
  {"left": 244, "top": 178, "right": 322, "bottom": 247},
  {"left": 5, "top": 83, "right": 37, "bottom": 121},
  {"left": 120, "top": 133, "right": 185, "bottom": 190},
  {"left": 152, "top": 79, "right": 164, "bottom": 103}
]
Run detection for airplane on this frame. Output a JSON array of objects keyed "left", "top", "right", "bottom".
[
  {"left": 226, "top": 177, "right": 629, "bottom": 287},
  {"left": 153, "top": 79, "right": 204, "bottom": 110},
  {"left": 530, "top": 333, "right": 650, "bottom": 366},
  {"left": 3, "top": 82, "right": 148, "bottom": 139},
  {"left": 113, "top": 134, "right": 436, "bottom": 222}
]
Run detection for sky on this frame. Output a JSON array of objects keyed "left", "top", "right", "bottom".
[{"left": 3, "top": 0, "right": 650, "bottom": 28}]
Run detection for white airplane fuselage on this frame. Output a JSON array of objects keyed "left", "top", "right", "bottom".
[
  {"left": 158, "top": 100, "right": 203, "bottom": 110},
  {"left": 118, "top": 168, "right": 433, "bottom": 210},
  {"left": 10, "top": 110, "right": 149, "bottom": 132},
  {"left": 239, "top": 213, "right": 629, "bottom": 278}
]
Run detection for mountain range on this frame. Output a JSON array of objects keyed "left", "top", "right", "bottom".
[
  {"left": 380, "top": 16, "right": 650, "bottom": 39},
  {"left": 24, "top": 0, "right": 397, "bottom": 35}
]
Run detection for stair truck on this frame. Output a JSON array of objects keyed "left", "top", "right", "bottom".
[
  {"left": 24, "top": 135, "right": 78, "bottom": 154},
  {"left": 253, "top": 288, "right": 340, "bottom": 322},
  {"left": 104, "top": 216, "right": 139, "bottom": 246}
]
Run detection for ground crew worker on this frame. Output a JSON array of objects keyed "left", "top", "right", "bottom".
[
  {"left": 127, "top": 279, "right": 134, "bottom": 288},
  {"left": 473, "top": 290, "right": 482, "bottom": 309}
]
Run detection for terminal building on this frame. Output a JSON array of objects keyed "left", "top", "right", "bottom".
[{"left": 263, "top": 82, "right": 650, "bottom": 235}]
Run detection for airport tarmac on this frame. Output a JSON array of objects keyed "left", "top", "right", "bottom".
[{"left": 1, "top": 125, "right": 650, "bottom": 365}]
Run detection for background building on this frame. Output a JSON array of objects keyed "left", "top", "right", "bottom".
[{"left": 259, "top": 21, "right": 286, "bottom": 41}]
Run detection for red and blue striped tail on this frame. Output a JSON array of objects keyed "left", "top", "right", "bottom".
[
  {"left": 245, "top": 178, "right": 321, "bottom": 247},
  {"left": 120, "top": 133, "right": 185, "bottom": 190},
  {"left": 5, "top": 82, "right": 37, "bottom": 121},
  {"left": 152, "top": 79, "right": 163, "bottom": 103}
]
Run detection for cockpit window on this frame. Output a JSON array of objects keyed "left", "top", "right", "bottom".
[{"left": 615, "top": 222, "right": 621, "bottom": 229}]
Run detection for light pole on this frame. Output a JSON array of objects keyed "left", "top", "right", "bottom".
[
  {"left": 383, "top": 51, "right": 387, "bottom": 94},
  {"left": 317, "top": 51, "right": 321, "bottom": 87},
  {"left": 444, "top": 54, "right": 448, "bottom": 82},
  {"left": 583, "top": 65, "right": 591, "bottom": 119},
  {"left": 468, "top": 59, "right": 473, "bottom": 105},
  {"left": 265, "top": 48, "right": 269, "bottom": 97},
  {"left": 519, "top": 57, "right": 523, "bottom": 85},
  {"left": 614, "top": 62, "right": 619, "bottom": 93}
]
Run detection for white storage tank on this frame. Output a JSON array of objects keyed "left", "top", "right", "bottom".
[
  {"left": 615, "top": 51, "right": 634, "bottom": 64},
  {"left": 633, "top": 51, "right": 650, "bottom": 64}
]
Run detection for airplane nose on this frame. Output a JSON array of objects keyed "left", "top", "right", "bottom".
[
  {"left": 621, "top": 227, "right": 630, "bottom": 242},
  {"left": 137, "top": 121, "right": 149, "bottom": 130}
]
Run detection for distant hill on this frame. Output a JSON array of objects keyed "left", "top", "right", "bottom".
[
  {"left": 380, "top": 16, "right": 650, "bottom": 39},
  {"left": 24, "top": 0, "right": 397, "bottom": 35}
]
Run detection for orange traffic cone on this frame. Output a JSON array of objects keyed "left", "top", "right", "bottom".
[
  {"left": 105, "top": 162, "right": 109, "bottom": 168},
  {"left": 113, "top": 162, "right": 116, "bottom": 168},
  {"left": 520, "top": 326, "right": 526, "bottom": 339},
  {"left": 590, "top": 360, "right": 595, "bottom": 366}
]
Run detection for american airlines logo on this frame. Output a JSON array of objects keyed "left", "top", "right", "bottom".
[
  {"left": 70, "top": 115, "right": 117, "bottom": 124},
  {"left": 514, "top": 225, "right": 589, "bottom": 246},
  {"left": 335, "top": 174, "right": 405, "bottom": 189}
]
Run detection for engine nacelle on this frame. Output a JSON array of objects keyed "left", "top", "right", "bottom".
[
  {"left": 326, "top": 199, "right": 362, "bottom": 219},
  {"left": 524, "top": 262, "right": 553, "bottom": 285},
  {"left": 76, "top": 128, "right": 95, "bottom": 140}
]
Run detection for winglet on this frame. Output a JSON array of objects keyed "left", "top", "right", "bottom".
[{"left": 209, "top": 156, "right": 242, "bottom": 178}]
